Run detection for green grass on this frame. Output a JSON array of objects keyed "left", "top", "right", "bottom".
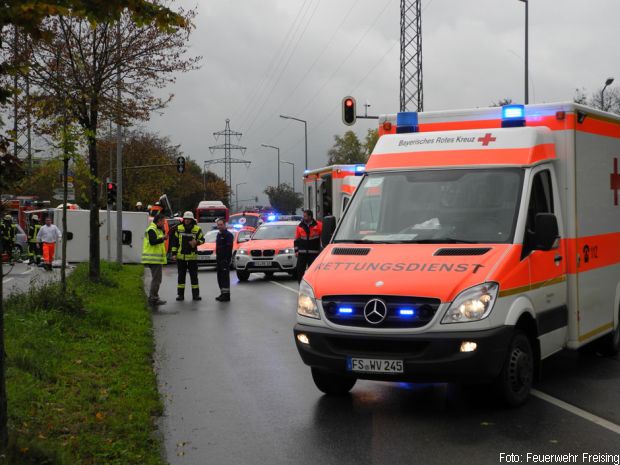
[{"left": 3, "top": 262, "right": 165, "bottom": 465}]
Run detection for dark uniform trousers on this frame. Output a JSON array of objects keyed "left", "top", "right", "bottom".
[
  {"left": 216, "top": 257, "right": 231, "bottom": 294},
  {"left": 177, "top": 260, "right": 199, "bottom": 298},
  {"left": 296, "top": 253, "right": 319, "bottom": 283}
]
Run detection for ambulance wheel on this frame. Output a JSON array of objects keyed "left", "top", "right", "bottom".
[
  {"left": 596, "top": 308, "right": 620, "bottom": 357},
  {"left": 311, "top": 368, "right": 356, "bottom": 396},
  {"left": 236, "top": 270, "right": 250, "bottom": 282},
  {"left": 496, "top": 330, "right": 533, "bottom": 407}
]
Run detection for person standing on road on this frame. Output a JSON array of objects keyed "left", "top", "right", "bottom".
[
  {"left": 142, "top": 213, "right": 169, "bottom": 306},
  {"left": 36, "top": 216, "right": 62, "bottom": 271},
  {"left": 28, "top": 214, "right": 43, "bottom": 265},
  {"left": 294, "top": 209, "right": 323, "bottom": 283},
  {"left": 171, "top": 211, "right": 205, "bottom": 301},
  {"left": 1, "top": 215, "right": 16, "bottom": 264},
  {"left": 215, "top": 218, "right": 233, "bottom": 302}
]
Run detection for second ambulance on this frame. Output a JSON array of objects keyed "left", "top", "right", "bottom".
[{"left": 294, "top": 102, "right": 620, "bottom": 406}]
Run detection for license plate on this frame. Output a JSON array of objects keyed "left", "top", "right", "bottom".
[
  {"left": 197, "top": 255, "right": 213, "bottom": 261},
  {"left": 347, "top": 358, "right": 404, "bottom": 374},
  {"left": 253, "top": 261, "right": 272, "bottom": 267}
]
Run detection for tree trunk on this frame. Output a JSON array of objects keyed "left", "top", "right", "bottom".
[
  {"left": 88, "top": 111, "right": 100, "bottom": 281},
  {"left": 61, "top": 147, "right": 68, "bottom": 293}
]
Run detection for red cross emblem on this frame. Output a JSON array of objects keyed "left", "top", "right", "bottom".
[
  {"left": 611, "top": 158, "right": 620, "bottom": 206},
  {"left": 478, "top": 133, "right": 496, "bottom": 146}
]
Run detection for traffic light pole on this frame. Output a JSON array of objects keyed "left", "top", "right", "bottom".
[
  {"left": 106, "top": 177, "right": 111, "bottom": 262},
  {"left": 115, "top": 22, "right": 123, "bottom": 265}
]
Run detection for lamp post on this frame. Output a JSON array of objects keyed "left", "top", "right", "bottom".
[
  {"left": 602, "top": 77, "right": 615, "bottom": 112},
  {"left": 519, "top": 0, "right": 529, "bottom": 104},
  {"left": 280, "top": 115, "right": 307, "bottom": 171},
  {"left": 235, "top": 182, "right": 247, "bottom": 212},
  {"left": 280, "top": 160, "right": 295, "bottom": 192},
  {"left": 261, "top": 144, "right": 280, "bottom": 186}
]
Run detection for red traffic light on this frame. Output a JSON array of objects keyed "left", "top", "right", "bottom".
[
  {"left": 107, "top": 183, "right": 114, "bottom": 190},
  {"left": 342, "top": 96, "right": 356, "bottom": 126},
  {"left": 345, "top": 99, "right": 354, "bottom": 108}
]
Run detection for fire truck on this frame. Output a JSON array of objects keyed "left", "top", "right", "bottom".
[
  {"left": 294, "top": 102, "right": 620, "bottom": 406},
  {"left": 303, "top": 165, "right": 365, "bottom": 222}
]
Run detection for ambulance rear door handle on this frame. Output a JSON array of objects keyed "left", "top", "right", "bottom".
[{"left": 554, "top": 255, "right": 563, "bottom": 265}]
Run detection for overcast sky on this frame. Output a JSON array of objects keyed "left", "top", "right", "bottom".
[{"left": 147, "top": 0, "right": 620, "bottom": 207}]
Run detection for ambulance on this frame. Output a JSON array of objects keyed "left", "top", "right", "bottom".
[
  {"left": 303, "top": 165, "right": 365, "bottom": 221},
  {"left": 294, "top": 102, "right": 620, "bottom": 406}
]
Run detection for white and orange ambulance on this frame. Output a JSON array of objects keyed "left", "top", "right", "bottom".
[
  {"left": 303, "top": 165, "right": 365, "bottom": 221},
  {"left": 294, "top": 103, "right": 620, "bottom": 405}
]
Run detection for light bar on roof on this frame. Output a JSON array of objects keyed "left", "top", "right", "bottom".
[{"left": 501, "top": 104, "right": 526, "bottom": 128}]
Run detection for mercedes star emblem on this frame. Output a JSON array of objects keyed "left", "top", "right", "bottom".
[{"left": 363, "top": 298, "right": 388, "bottom": 325}]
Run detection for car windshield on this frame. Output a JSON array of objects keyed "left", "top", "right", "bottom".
[
  {"left": 197, "top": 209, "right": 226, "bottom": 223},
  {"left": 204, "top": 230, "right": 219, "bottom": 243},
  {"left": 334, "top": 169, "right": 524, "bottom": 244},
  {"left": 229, "top": 214, "right": 259, "bottom": 228},
  {"left": 252, "top": 224, "right": 297, "bottom": 240}
]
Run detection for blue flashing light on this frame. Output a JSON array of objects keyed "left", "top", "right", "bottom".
[
  {"left": 338, "top": 307, "right": 354, "bottom": 314},
  {"left": 501, "top": 104, "right": 526, "bottom": 128},
  {"left": 399, "top": 308, "right": 415, "bottom": 317},
  {"left": 354, "top": 164, "right": 365, "bottom": 174},
  {"left": 233, "top": 223, "right": 243, "bottom": 229},
  {"left": 396, "top": 112, "right": 419, "bottom": 134},
  {"left": 267, "top": 214, "right": 277, "bottom": 222}
]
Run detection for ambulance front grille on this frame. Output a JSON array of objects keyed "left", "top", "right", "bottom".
[
  {"left": 433, "top": 247, "right": 491, "bottom": 256},
  {"left": 331, "top": 247, "right": 371, "bottom": 256}
]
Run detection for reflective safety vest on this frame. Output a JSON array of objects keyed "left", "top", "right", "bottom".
[
  {"left": 142, "top": 223, "right": 167, "bottom": 265},
  {"left": 1, "top": 222, "right": 16, "bottom": 242},
  {"left": 171, "top": 223, "right": 204, "bottom": 261},
  {"left": 294, "top": 219, "right": 323, "bottom": 255},
  {"left": 29, "top": 224, "right": 42, "bottom": 243}
]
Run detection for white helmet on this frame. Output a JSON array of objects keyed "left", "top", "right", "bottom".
[
  {"left": 32, "top": 214, "right": 39, "bottom": 221},
  {"left": 183, "top": 211, "right": 195, "bottom": 220},
  {"left": 136, "top": 201, "right": 143, "bottom": 207}
]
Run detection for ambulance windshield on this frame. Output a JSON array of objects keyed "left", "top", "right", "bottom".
[{"left": 334, "top": 168, "right": 523, "bottom": 244}]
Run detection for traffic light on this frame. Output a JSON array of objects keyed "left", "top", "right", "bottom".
[
  {"left": 107, "top": 182, "right": 117, "bottom": 205},
  {"left": 176, "top": 156, "right": 186, "bottom": 174},
  {"left": 342, "top": 96, "right": 356, "bottom": 126}
]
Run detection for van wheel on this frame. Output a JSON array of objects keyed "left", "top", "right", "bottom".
[
  {"left": 596, "top": 308, "right": 620, "bottom": 357},
  {"left": 236, "top": 270, "right": 250, "bottom": 282},
  {"left": 311, "top": 368, "right": 356, "bottom": 395},
  {"left": 496, "top": 330, "right": 534, "bottom": 407}
]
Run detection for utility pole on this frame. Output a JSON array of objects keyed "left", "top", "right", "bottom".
[
  {"left": 10, "top": 26, "right": 33, "bottom": 168},
  {"left": 207, "top": 119, "right": 250, "bottom": 206},
  {"left": 261, "top": 144, "right": 280, "bottom": 187},
  {"left": 400, "top": 0, "right": 423, "bottom": 112},
  {"left": 107, "top": 120, "right": 113, "bottom": 261},
  {"left": 115, "top": 21, "right": 123, "bottom": 265}
]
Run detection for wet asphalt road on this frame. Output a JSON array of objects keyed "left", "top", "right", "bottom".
[
  {"left": 152, "top": 266, "right": 620, "bottom": 465},
  {"left": 1, "top": 261, "right": 62, "bottom": 298}
]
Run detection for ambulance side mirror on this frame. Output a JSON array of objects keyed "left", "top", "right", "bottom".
[
  {"left": 534, "top": 213, "right": 559, "bottom": 251},
  {"left": 322, "top": 216, "right": 336, "bottom": 245}
]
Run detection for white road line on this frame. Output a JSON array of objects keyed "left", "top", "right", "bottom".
[
  {"left": 269, "top": 281, "right": 299, "bottom": 294},
  {"left": 21, "top": 267, "right": 33, "bottom": 275},
  {"left": 2, "top": 278, "right": 13, "bottom": 284},
  {"left": 531, "top": 389, "right": 620, "bottom": 435}
]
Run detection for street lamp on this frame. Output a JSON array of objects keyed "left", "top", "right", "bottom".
[
  {"left": 280, "top": 160, "right": 295, "bottom": 192},
  {"left": 261, "top": 144, "right": 280, "bottom": 187},
  {"left": 602, "top": 77, "right": 615, "bottom": 111},
  {"left": 518, "top": 0, "right": 529, "bottom": 104},
  {"left": 235, "top": 182, "right": 247, "bottom": 212},
  {"left": 280, "top": 115, "right": 308, "bottom": 171}
]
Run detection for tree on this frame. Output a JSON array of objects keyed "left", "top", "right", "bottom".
[
  {"left": 264, "top": 183, "right": 302, "bottom": 214},
  {"left": 25, "top": 6, "right": 199, "bottom": 281},
  {"left": 573, "top": 86, "right": 620, "bottom": 114},
  {"left": 327, "top": 131, "right": 364, "bottom": 165},
  {"left": 363, "top": 128, "right": 379, "bottom": 156},
  {"left": 490, "top": 98, "right": 514, "bottom": 107}
]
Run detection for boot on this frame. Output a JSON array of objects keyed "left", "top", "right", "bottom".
[
  {"left": 192, "top": 289, "right": 201, "bottom": 301},
  {"left": 176, "top": 294, "right": 184, "bottom": 301},
  {"left": 215, "top": 293, "right": 230, "bottom": 302}
]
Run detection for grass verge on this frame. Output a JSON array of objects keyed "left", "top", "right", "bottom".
[{"left": 3, "top": 262, "right": 165, "bottom": 465}]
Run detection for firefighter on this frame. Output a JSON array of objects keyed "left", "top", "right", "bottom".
[
  {"left": 136, "top": 201, "right": 144, "bottom": 212},
  {"left": 28, "top": 214, "right": 43, "bottom": 265},
  {"left": 1, "top": 214, "right": 17, "bottom": 264},
  {"left": 215, "top": 218, "right": 233, "bottom": 302},
  {"left": 294, "top": 209, "right": 323, "bottom": 283},
  {"left": 171, "top": 211, "right": 205, "bottom": 301}
]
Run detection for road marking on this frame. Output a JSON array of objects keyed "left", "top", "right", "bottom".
[
  {"left": 269, "top": 281, "right": 298, "bottom": 294},
  {"left": 2, "top": 278, "right": 13, "bottom": 284},
  {"left": 21, "top": 267, "right": 33, "bottom": 275},
  {"left": 532, "top": 389, "right": 620, "bottom": 435}
]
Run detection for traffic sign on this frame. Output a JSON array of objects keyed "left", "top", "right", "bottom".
[{"left": 53, "top": 188, "right": 75, "bottom": 201}]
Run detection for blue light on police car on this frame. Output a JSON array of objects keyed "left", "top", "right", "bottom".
[
  {"left": 233, "top": 223, "right": 243, "bottom": 229},
  {"left": 399, "top": 308, "right": 415, "bottom": 317},
  {"left": 267, "top": 214, "right": 277, "bottom": 221},
  {"left": 396, "top": 112, "right": 419, "bottom": 134},
  {"left": 338, "top": 307, "right": 354, "bottom": 314},
  {"left": 501, "top": 104, "right": 526, "bottom": 128}
]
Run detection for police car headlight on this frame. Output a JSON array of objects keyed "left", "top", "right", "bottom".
[
  {"left": 278, "top": 248, "right": 294, "bottom": 255},
  {"left": 442, "top": 283, "right": 499, "bottom": 324},
  {"left": 237, "top": 249, "right": 248, "bottom": 255},
  {"left": 298, "top": 280, "right": 320, "bottom": 319}
]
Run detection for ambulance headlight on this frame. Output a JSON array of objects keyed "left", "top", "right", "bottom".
[
  {"left": 298, "top": 280, "right": 320, "bottom": 319},
  {"left": 442, "top": 283, "right": 499, "bottom": 324}
]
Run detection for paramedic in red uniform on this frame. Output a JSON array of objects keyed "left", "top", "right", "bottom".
[{"left": 294, "top": 209, "right": 322, "bottom": 283}]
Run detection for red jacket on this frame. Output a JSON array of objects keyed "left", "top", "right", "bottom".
[{"left": 294, "top": 220, "right": 322, "bottom": 255}]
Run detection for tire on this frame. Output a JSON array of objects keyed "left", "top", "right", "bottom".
[
  {"left": 311, "top": 368, "right": 356, "bottom": 396},
  {"left": 289, "top": 270, "right": 298, "bottom": 280},
  {"left": 495, "top": 330, "right": 534, "bottom": 407},
  {"left": 595, "top": 308, "right": 620, "bottom": 357},
  {"left": 236, "top": 270, "right": 250, "bottom": 282}
]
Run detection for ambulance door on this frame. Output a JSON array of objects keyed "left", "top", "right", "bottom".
[
  {"left": 523, "top": 167, "right": 568, "bottom": 357},
  {"left": 305, "top": 180, "right": 316, "bottom": 214}
]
